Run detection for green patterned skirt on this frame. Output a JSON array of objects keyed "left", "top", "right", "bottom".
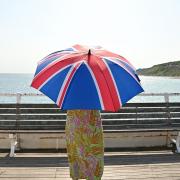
[{"left": 65, "top": 110, "right": 104, "bottom": 180}]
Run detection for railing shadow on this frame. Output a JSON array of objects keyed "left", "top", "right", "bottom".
[{"left": 0, "top": 153, "right": 180, "bottom": 167}]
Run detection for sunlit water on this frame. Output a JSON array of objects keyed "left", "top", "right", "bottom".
[{"left": 0, "top": 74, "right": 180, "bottom": 103}]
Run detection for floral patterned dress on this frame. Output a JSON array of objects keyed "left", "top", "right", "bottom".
[{"left": 65, "top": 110, "right": 104, "bottom": 180}]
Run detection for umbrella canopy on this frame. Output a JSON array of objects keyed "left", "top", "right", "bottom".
[{"left": 31, "top": 44, "right": 144, "bottom": 111}]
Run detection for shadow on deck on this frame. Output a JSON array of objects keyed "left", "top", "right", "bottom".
[{"left": 1, "top": 151, "right": 180, "bottom": 167}]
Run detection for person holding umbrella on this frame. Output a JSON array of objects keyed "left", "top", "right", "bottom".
[
  {"left": 66, "top": 110, "right": 104, "bottom": 180},
  {"left": 31, "top": 44, "right": 144, "bottom": 179}
]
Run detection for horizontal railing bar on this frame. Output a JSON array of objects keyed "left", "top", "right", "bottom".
[
  {"left": 0, "top": 93, "right": 43, "bottom": 96},
  {"left": 1, "top": 128, "right": 180, "bottom": 133},
  {"left": 0, "top": 103, "right": 179, "bottom": 108},
  {"left": 0, "top": 92, "right": 180, "bottom": 96},
  {"left": 139, "top": 93, "right": 180, "bottom": 96},
  {"left": 1, "top": 108, "right": 175, "bottom": 114},
  {"left": 0, "top": 93, "right": 179, "bottom": 132},
  {"left": 0, "top": 117, "right": 174, "bottom": 121},
  {"left": 0, "top": 113, "right": 172, "bottom": 120}
]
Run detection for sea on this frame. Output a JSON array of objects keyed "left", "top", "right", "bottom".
[{"left": 0, "top": 73, "right": 180, "bottom": 104}]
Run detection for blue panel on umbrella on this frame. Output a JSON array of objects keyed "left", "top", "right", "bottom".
[
  {"left": 62, "top": 63, "right": 101, "bottom": 109},
  {"left": 40, "top": 66, "right": 72, "bottom": 103},
  {"left": 105, "top": 59, "right": 144, "bottom": 105}
]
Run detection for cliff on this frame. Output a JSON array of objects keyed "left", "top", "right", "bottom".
[{"left": 137, "top": 61, "right": 180, "bottom": 76}]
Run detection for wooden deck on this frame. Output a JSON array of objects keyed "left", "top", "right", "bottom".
[{"left": 1, "top": 151, "right": 180, "bottom": 179}]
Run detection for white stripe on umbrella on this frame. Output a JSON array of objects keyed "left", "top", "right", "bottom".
[
  {"left": 102, "top": 58, "right": 122, "bottom": 108},
  {"left": 38, "top": 64, "right": 72, "bottom": 91},
  {"left": 56, "top": 61, "right": 83, "bottom": 108},
  {"left": 104, "top": 57, "right": 142, "bottom": 86}
]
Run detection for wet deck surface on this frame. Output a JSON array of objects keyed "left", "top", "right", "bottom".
[{"left": 0, "top": 151, "right": 180, "bottom": 179}]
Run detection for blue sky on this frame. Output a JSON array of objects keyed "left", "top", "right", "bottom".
[{"left": 0, "top": 0, "right": 180, "bottom": 73}]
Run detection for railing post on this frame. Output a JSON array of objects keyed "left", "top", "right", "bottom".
[
  {"left": 15, "top": 93, "right": 21, "bottom": 150},
  {"left": 16, "top": 93, "right": 21, "bottom": 104},
  {"left": 164, "top": 93, "right": 169, "bottom": 103},
  {"left": 9, "top": 133, "right": 18, "bottom": 157},
  {"left": 164, "top": 93, "right": 171, "bottom": 126},
  {"left": 135, "top": 105, "right": 138, "bottom": 125}
]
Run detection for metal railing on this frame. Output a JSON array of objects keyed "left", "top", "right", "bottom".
[{"left": 0, "top": 93, "right": 180, "bottom": 104}]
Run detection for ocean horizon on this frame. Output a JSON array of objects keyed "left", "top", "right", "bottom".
[{"left": 0, "top": 73, "right": 180, "bottom": 103}]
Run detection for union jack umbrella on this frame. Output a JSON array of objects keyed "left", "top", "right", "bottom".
[{"left": 31, "top": 44, "right": 144, "bottom": 112}]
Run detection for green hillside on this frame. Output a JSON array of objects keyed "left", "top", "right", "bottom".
[{"left": 137, "top": 61, "right": 180, "bottom": 76}]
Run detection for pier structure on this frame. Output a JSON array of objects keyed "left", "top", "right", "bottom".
[
  {"left": 0, "top": 93, "right": 180, "bottom": 179},
  {"left": 0, "top": 93, "right": 180, "bottom": 151}
]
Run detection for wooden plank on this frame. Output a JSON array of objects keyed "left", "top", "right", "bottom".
[
  {"left": 0, "top": 120, "right": 66, "bottom": 126},
  {"left": 135, "top": 108, "right": 168, "bottom": 113},
  {"left": 0, "top": 103, "right": 171, "bottom": 109},
  {"left": 171, "top": 123, "right": 180, "bottom": 127},
  {"left": 102, "top": 119, "right": 168, "bottom": 125},
  {"left": 18, "top": 104, "right": 60, "bottom": 108},
  {"left": 0, "top": 115, "right": 17, "bottom": 120},
  {"left": 0, "top": 119, "right": 170, "bottom": 126},
  {"left": 0, "top": 102, "right": 178, "bottom": 109},
  {"left": 19, "top": 114, "right": 66, "bottom": 120},
  {"left": 170, "top": 113, "right": 180, "bottom": 118},
  {"left": 0, "top": 108, "right": 16, "bottom": 114},
  {"left": 25, "top": 108, "right": 135, "bottom": 114},
  {"left": 18, "top": 108, "right": 64, "bottom": 114},
  {"left": 102, "top": 124, "right": 170, "bottom": 130},
  {"left": 168, "top": 103, "right": 180, "bottom": 107},
  {"left": 102, "top": 113, "right": 168, "bottom": 119},
  {"left": 123, "top": 103, "right": 168, "bottom": 107},
  {"left": 0, "top": 130, "right": 66, "bottom": 133},
  {"left": 169, "top": 107, "right": 180, "bottom": 112},
  {"left": 0, "top": 104, "right": 17, "bottom": 108},
  {"left": 136, "top": 113, "right": 168, "bottom": 118},
  {"left": 0, "top": 126, "right": 16, "bottom": 130},
  {"left": 0, "top": 112, "right": 166, "bottom": 120},
  {"left": 0, "top": 126, "right": 65, "bottom": 130},
  {"left": 0, "top": 114, "right": 66, "bottom": 120},
  {"left": 0, "top": 107, "right": 170, "bottom": 114},
  {"left": 0, "top": 128, "right": 180, "bottom": 133},
  {"left": 1, "top": 123, "right": 175, "bottom": 130},
  {"left": 171, "top": 119, "right": 180, "bottom": 123},
  {"left": 20, "top": 108, "right": 136, "bottom": 114},
  {"left": 17, "top": 125, "right": 65, "bottom": 130},
  {"left": 0, "top": 104, "right": 58, "bottom": 108},
  {"left": 0, "top": 121, "right": 16, "bottom": 126},
  {"left": 103, "top": 108, "right": 168, "bottom": 114}
]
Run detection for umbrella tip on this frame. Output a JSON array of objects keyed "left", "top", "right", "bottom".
[{"left": 88, "top": 49, "right": 91, "bottom": 55}]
